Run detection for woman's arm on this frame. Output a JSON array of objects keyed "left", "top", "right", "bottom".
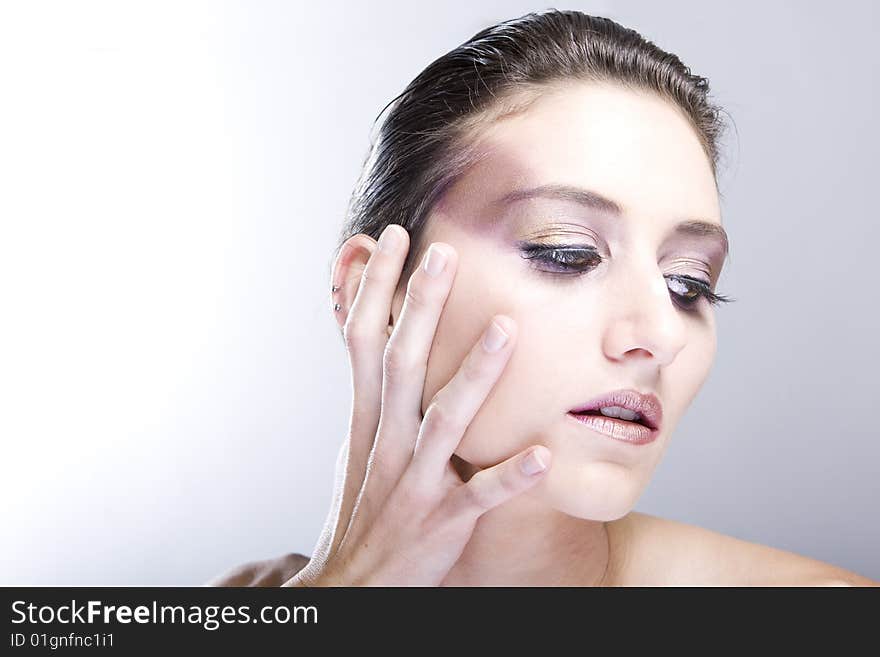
[{"left": 205, "top": 552, "right": 311, "bottom": 587}]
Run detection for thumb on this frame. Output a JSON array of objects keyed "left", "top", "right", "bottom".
[{"left": 443, "top": 446, "right": 551, "bottom": 519}]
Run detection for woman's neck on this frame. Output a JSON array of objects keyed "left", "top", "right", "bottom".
[{"left": 439, "top": 455, "right": 613, "bottom": 587}]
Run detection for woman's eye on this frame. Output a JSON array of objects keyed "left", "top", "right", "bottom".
[
  {"left": 519, "top": 243, "right": 603, "bottom": 275},
  {"left": 519, "top": 241, "right": 734, "bottom": 311},
  {"left": 666, "top": 275, "right": 731, "bottom": 311}
]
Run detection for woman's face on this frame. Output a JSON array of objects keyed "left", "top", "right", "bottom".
[{"left": 390, "top": 82, "right": 728, "bottom": 521}]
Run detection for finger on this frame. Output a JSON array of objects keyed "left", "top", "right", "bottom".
[
  {"left": 360, "top": 242, "right": 458, "bottom": 509},
  {"left": 408, "top": 315, "right": 516, "bottom": 483},
  {"left": 343, "top": 224, "right": 409, "bottom": 421},
  {"left": 334, "top": 224, "right": 409, "bottom": 555},
  {"left": 439, "top": 446, "right": 551, "bottom": 520},
  {"left": 379, "top": 241, "right": 457, "bottom": 435}
]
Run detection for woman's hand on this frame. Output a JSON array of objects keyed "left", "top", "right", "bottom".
[{"left": 284, "top": 224, "right": 551, "bottom": 586}]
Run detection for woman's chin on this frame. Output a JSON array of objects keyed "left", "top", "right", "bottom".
[{"left": 539, "top": 459, "right": 648, "bottom": 521}]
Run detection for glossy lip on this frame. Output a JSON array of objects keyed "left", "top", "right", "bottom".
[
  {"left": 568, "top": 388, "right": 663, "bottom": 432},
  {"left": 566, "top": 411, "right": 659, "bottom": 445}
]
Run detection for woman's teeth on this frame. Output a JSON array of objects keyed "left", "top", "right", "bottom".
[{"left": 597, "top": 406, "right": 642, "bottom": 422}]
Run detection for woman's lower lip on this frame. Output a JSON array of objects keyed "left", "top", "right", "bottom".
[{"left": 566, "top": 412, "right": 659, "bottom": 445}]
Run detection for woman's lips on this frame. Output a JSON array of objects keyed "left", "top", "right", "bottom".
[{"left": 566, "top": 411, "right": 659, "bottom": 445}]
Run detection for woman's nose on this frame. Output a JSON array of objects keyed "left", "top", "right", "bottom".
[{"left": 599, "top": 262, "right": 688, "bottom": 367}]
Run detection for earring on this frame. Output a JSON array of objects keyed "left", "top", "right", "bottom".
[
  {"left": 333, "top": 303, "right": 342, "bottom": 312},
  {"left": 331, "top": 285, "right": 340, "bottom": 293}
]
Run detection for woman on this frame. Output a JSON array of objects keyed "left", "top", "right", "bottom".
[{"left": 209, "top": 10, "right": 876, "bottom": 586}]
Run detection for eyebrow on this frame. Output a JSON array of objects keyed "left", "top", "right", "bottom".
[{"left": 498, "top": 184, "right": 729, "bottom": 260}]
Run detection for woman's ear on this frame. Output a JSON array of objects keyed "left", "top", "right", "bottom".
[{"left": 329, "top": 233, "right": 397, "bottom": 338}]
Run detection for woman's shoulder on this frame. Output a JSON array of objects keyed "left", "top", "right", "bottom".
[
  {"left": 607, "top": 511, "right": 877, "bottom": 587},
  {"left": 205, "top": 552, "right": 311, "bottom": 587}
]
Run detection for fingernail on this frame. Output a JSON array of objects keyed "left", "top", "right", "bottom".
[
  {"left": 378, "top": 224, "right": 400, "bottom": 252},
  {"left": 423, "top": 243, "right": 447, "bottom": 277},
  {"left": 521, "top": 449, "right": 547, "bottom": 476},
  {"left": 482, "top": 320, "right": 508, "bottom": 352}
]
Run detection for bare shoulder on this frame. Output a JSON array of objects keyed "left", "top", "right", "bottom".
[
  {"left": 608, "top": 511, "right": 877, "bottom": 587},
  {"left": 205, "top": 552, "right": 311, "bottom": 587}
]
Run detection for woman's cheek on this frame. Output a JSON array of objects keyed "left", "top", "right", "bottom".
[
  {"left": 417, "top": 311, "right": 524, "bottom": 465},
  {"left": 443, "top": 310, "right": 550, "bottom": 467},
  {"left": 418, "top": 250, "right": 553, "bottom": 464},
  {"left": 454, "top": 361, "right": 537, "bottom": 466},
  {"left": 419, "top": 294, "right": 488, "bottom": 417}
]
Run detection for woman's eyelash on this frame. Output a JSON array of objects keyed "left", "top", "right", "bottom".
[
  {"left": 519, "top": 242, "right": 603, "bottom": 275},
  {"left": 517, "top": 242, "right": 735, "bottom": 310},
  {"left": 666, "top": 274, "right": 735, "bottom": 309}
]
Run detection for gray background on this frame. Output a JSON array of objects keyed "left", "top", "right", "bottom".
[{"left": 1, "top": 0, "right": 876, "bottom": 585}]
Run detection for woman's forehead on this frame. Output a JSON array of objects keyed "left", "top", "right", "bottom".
[
  {"left": 470, "top": 85, "right": 718, "bottom": 210},
  {"left": 434, "top": 92, "right": 722, "bottom": 239}
]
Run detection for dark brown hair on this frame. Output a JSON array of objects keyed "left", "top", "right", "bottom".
[{"left": 333, "top": 8, "right": 729, "bottom": 284}]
